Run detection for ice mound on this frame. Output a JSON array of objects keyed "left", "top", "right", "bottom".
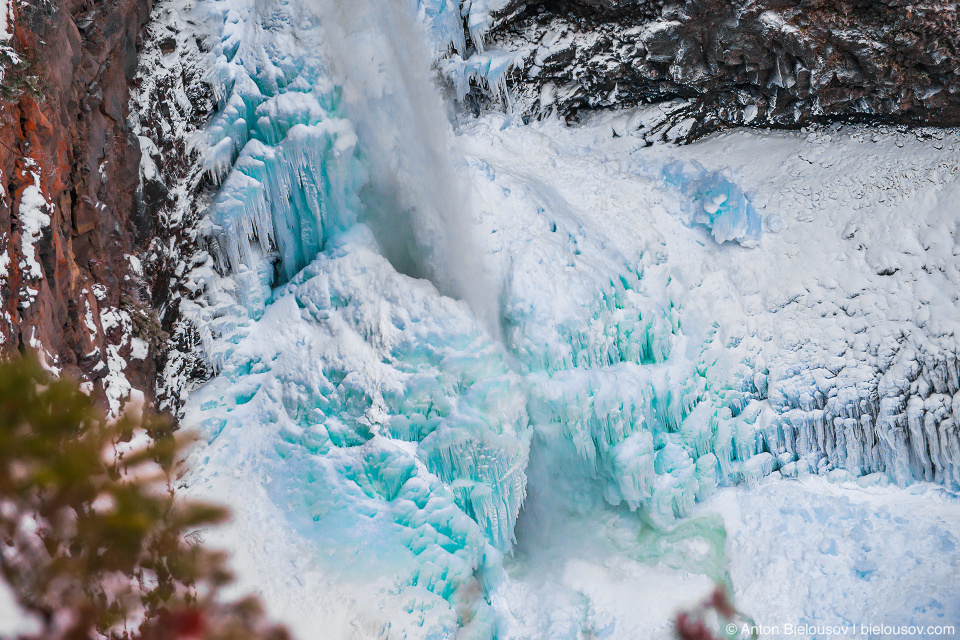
[
  {"left": 663, "top": 160, "right": 762, "bottom": 247},
  {"left": 507, "top": 260, "right": 767, "bottom": 526},
  {"left": 186, "top": 227, "right": 528, "bottom": 638}
]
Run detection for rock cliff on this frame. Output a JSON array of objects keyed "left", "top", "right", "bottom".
[
  {"left": 478, "top": 0, "right": 960, "bottom": 140},
  {"left": 0, "top": 0, "right": 155, "bottom": 413}
]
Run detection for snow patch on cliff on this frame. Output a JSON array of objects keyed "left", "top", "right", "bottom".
[
  {"left": 0, "top": 0, "right": 10, "bottom": 40},
  {"left": 18, "top": 163, "right": 50, "bottom": 282}
]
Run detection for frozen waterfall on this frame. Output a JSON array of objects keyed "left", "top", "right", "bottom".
[
  {"left": 165, "top": 0, "right": 960, "bottom": 637},
  {"left": 195, "top": 0, "right": 497, "bottom": 336}
]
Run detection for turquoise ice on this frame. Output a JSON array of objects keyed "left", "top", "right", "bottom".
[
  {"left": 177, "top": 0, "right": 960, "bottom": 638},
  {"left": 663, "top": 160, "right": 763, "bottom": 247}
]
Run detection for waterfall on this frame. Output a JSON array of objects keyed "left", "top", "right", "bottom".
[
  {"left": 196, "top": 0, "right": 499, "bottom": 337},
  {"left": 169, "top": 0, "right": 960, "bottom": 637},
  {"left": 317, "top": 0, "right": 502, "bottom": 336}
]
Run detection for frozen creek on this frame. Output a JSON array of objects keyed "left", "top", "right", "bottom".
[{"left": 165, "top": 0, "right": 960, "bottom": 638}]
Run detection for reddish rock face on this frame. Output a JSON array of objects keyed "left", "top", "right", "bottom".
[{"left": 0, "top": 0, "right": 156, "bottom": 412}]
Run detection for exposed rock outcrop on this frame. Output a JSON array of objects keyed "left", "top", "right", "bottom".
[
  {"left": 0, "top": 0, "right": 156, "bottom": 413},
  {"left": 128, "top": 0, "right": 215, "bottom": 415},
  {"left": 477, "top": 0, "right": 960, "bottom": 140}
]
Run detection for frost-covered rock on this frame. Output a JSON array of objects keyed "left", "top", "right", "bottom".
[{"left": 457, "top": 0, "right": 960, "bottom": 139}]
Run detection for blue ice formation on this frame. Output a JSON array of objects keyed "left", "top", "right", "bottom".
[
  {"left": 417, "top": 0, "right": 510, "bottom": 56},
  {"left": 186, "top": 2, "right": 532, "bottom": 631},
  {"left": 502, "top": 260, "right": 770, "bottom": 525},
  {"left": 195, "top": 0, "right": 515, "bottom": 301},
  {"left": 418, "top": 0, "right": 467, "bottom": 59},
  {"left": 516, "top": 260, "right": 960, "bottom": 533},
  {"left": 663, "top": 161, "right": 762, "bottom": 247},
  {"left": 181, "top": 0, "right": 960, "bottom": 637},
  {"left": 198, "top": 0, "right": 366, "bottom": 288},
  {"left": 418, "top": 0, "right": 520, "bottom": 100},
  {"left": 189, "top": 229, "right": 528, "bottom": 638}
]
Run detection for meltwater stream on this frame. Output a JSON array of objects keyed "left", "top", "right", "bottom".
[{"left": 177, "top": 0, "right": 960, "bottom": 638}]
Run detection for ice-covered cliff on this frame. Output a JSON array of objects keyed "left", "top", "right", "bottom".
[
  {"left": 3, "top": 0, "right": 959, "bottom": 637},
  {"left": 454, "top": 0, "right": 960, "bottom": 141}
]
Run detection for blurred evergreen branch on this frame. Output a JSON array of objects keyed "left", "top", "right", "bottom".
[{"left": 0, "top": 356, "right": 290, "bottom": 640}]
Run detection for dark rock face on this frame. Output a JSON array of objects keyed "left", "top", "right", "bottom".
[
  {"left": 0, "top": 0, "right": 156, "bottom": 411},
  {"left": 128, "top": 3, "right": 216, "bottom": 414},
  {"left": 482, "top": 0, "right": 960, "bottom": 139}
]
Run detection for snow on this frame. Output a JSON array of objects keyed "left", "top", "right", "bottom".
[
  {"left": 464, "top": 114, "right": 960, "bottom": 493},
  {"left": 703, "top": 476, "right": 960, "bottom": 639},
  {"left": 167, "top": 0, "right": 960, "bottom": 637},
  {"left": 102, "top": 344, "right": 131, "bottom": 417},
  {"left": 99, "top": 305, "right": 136, "bottom": 418},
  {"left": 127, "top": 254, "right": 143, "bottom": 276},
  {"left": 758, "top": 10, "right": 800, "bottom": 37},
  {"left": 0, "top": 242, "right": 9, "bottom": 280},
  {"left": 18, "top": 164, "right": 50, "bottom": 282},
  {"left": 180, "top": 108, "right": 960, "bottom": 637},
  {"left": 0, "top": 576, "right": 41, "bottom": 637},
  {"left": 130, "top": 337, "right": 149, "bottom": 360},
  {"left": 0, "top": 0, "right": 9, "bottom": 40}
]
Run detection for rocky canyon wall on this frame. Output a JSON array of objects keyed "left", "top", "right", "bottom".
[
  {"left": 479, "top": 0, "right": 960, "bottom": 140},
  {"left": 0, "top": 0, "right": 156, "bottom": 413}
]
